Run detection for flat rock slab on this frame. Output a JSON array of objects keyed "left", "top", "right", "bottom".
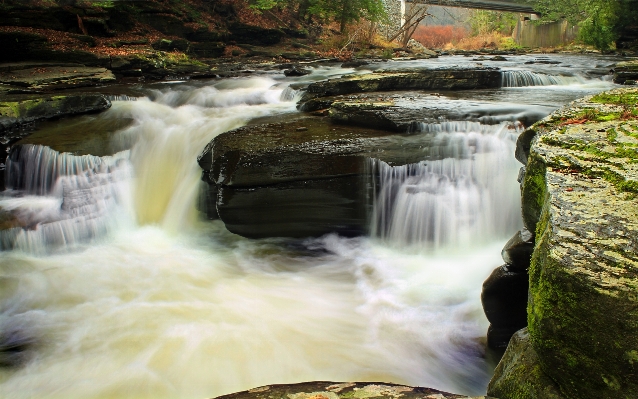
[
  {"left": 0, "top": 94, "right": 111, "bottom": 135},
  {"left": 0, "top": 65, "right": 115, "bottom": 90},
  {"left": 499, "top": 88, "right": 638, "bottom": 399},
  {"left": 211, "top": 381, "right": 494, "bottom": 399},
  {"left": 298, "top": 67, "right": 502, "bottom": 110}
]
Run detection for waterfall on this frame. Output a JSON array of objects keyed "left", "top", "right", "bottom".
[
  {"left": 1, "top": 145, "right": 132, "bottom": 251},
  {"left": 501, "top": 70, "right": 586, "bottom": 87},
  {"left": 370, "top": 122, "right": 523, "bottom": 248}
]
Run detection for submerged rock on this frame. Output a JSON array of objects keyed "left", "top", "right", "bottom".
[
  {"left": 499, "top": 88, "right": 638, "bottom": 398},
  {"left": 211, "top": 381, "right": 494, "bottom": 399}
]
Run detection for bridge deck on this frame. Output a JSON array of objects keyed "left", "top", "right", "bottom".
[{"left": 406, "top": 0, "right": 539, "bottom": 14}]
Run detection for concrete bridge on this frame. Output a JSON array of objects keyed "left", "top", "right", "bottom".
[{"left": 405, "top": 0, "right": 539, "bottom": 14}]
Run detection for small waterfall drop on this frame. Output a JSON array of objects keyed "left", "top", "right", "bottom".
[
  {"left": 370, "top": 122, "right": 523, "bottom": 249},
  {"left": 1, "top": 145, "right": 132, "bottom": 251},
  {"left": 501, "top": 70, "right": 586, "bottom": 87}
]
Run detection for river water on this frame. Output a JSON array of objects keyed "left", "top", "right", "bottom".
[{"left": 0, "top": 54, "right": 620, "bottom": 399}]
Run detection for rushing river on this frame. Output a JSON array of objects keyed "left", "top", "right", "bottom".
[{"left": 0, "top": 54, "right": 620, "bottom": 399}]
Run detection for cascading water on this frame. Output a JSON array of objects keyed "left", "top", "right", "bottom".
[
  {"left": 0, "top": 56, "right": 621, "bottom": 399},
  {"left": 501, "top": 70, "right": 586, "bottom": 87},
  {"left": 370, "top": 122, "right": 523, "bottom": 248}
]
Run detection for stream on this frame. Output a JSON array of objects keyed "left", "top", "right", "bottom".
[{"left": 0, "top": 54, "right": 621, "bottom": 399}]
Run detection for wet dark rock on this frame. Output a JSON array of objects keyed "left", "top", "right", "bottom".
[
  {"left": 613, "top": 60, "right": 638, "bottom": 84},
  {"left": 198, "top": 116, "right": 426, "bottom": 238},
  {"left": 211, "top": 381, "right": 494, "bottom": 399},
  {"left": 152, "top": 38, "right": 190, "bottom": 52},
  {"left": 481, "top": 265, "right": 529, "bottom": 331},
  {"left": 0, "top": 325, "right": 36, "bottom": 368},
  {"left": 284, "top": 67, "right": 311, "bottom": 77},
  {"left": 0, "top": 94, "right": 111, "bottom": 134},
  {"left": 490, "top": 56, "right": 508, "bottom": 61},
  {"left": 341, "top": 60, "right": 370, "bottom": 68},
  {"left": 487, "top": 324, "right": 523, "bottom": 351},
  {"left": 189, "top": 42, "right": 225, "bottom": 59},
  {"left": 501, "top": 229, "right": 534, "bottom": 272}
]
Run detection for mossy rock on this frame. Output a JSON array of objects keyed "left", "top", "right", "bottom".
[
  {"left": 488, "top": 329, "right": 564, "bottom": 399},
  {"left": 212, "top": 382, "right": 493, "bottom": 399},
  {"left": 510, "top": 87, "right": 638, "bottom": 399}
]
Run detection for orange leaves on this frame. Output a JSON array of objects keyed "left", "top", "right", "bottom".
[{"left": 412, "top": 25, "right": 468, "bottom": 49}]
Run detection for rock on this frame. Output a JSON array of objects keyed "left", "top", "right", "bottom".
[
  {"left": 0, "top": 94, "right": 111, "bottom": 134},
  {"left": 501, "top": 229, "right": 534, "bottom": 272},
  {"left": 189, "top": 42, "right": 225, "bottom": 59},
  {"left": 504, "top": 88, "right": 638, "bottom": 398},
  {"left": 0, "top": 65, "right": 115, "bottom": 90},
  {"left": 328, "top": 100, "right": 412, "bottom": 132},
  {"left": 229, "top": 23, "right": 285, "bottom": 46},
  {"left": 341, "top": 60, "right": 369, "bottom": 68},
  {"left": 406, "top": 39, "right": 437, "bottom": 56},
  {"left": 487, "top": 324, "right": 525, "bottom": 350},
  {"left": 152, "top": 38, "right": 190, "bottom": 52},
  {"left": 298, "top": 68, "right": 502, "bottom": 108},
  {"left": 487, "top": 329, "right": 565, "bottom": 399},
  {"left": 198, "top": 116, "right": 427, "bottom": 238},
  {"left": 284, "top": 67, "right": 311, "bottom": 77},
  {"left": 481, "top": 265, "right": 529, "bottom": 330},
  {"left": 490, "top": 56, "right": 508, "bottom": 61},
  {"left": 211, "top": 381, "right": 494, "bottom": 399},
  {"left": 613, "top": 60, "right": 638, "bottom": 84}
]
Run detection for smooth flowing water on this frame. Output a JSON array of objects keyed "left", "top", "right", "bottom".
[{"left": 0, "top": 54, "right": 620, "bottom": 399}]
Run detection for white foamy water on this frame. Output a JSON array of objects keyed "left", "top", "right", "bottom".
[
  {"left": 0, "top": 72, "right": 538, "bottom": 399},
  {"left": 370, "top": 122, "right": 523, "bottom": 248}
]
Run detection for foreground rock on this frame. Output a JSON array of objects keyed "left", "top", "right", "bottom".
[
  {"left": 0, "top": 93, "right": 111, "bottom": 134},
  {"left": 488, "top": 329, "right": 564, "bottom": 398},
  {"left": 198, "top": 116, "right": 426, "bottom": 238},
  {"left": 491, "top": 88, "right": 638, "bottom": 398},
  {"left": 211, "top": 381, "right": 494, "bottom": 399},
  {"left": 298, "top": 67, "right": 501, "bottom": 111}
]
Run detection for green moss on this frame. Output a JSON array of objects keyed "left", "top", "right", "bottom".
[{"left": 591, "top": 92, "right": 638, "bottom": 106}]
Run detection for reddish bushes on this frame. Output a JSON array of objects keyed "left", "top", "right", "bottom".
[{"left": 412, "top": 25, "right": 468, "bottom": 48}]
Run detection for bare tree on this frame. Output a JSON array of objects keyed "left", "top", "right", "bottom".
[{"left": 388, "top": 0, "right": 431, "bottom": 47}]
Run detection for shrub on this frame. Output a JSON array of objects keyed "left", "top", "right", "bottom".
[{"left": 412, "top": 25, "right": 468, "bottom": 49}]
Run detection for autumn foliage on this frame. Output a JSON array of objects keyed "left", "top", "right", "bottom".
[{"left": 411, "top": 25, "right": 467, "bottom": 49}]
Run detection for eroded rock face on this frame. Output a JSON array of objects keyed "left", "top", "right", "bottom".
[
  {"left": 497, "top": 88, "right": 638, "bottom": 398},
  {"left": 198, "top": 116, "right": 426, "bottom": 238},
  {"left": 210, "top": 381, "right": 494, "bottom": 399}
]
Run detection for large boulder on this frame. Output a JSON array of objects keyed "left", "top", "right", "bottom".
[
  {"left": 497, "top": 88, "right": 638, "bottom": 398},
  {"left": 198, "top": 116, "right": 426, "bottom": 238}
]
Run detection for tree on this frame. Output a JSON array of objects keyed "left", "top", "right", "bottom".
[
  {"left": 468, "top": 10, "right": 517, "bottom": 36},
  {"left": 528, "top": 0, "right": 638, "bottom": 50},
  {"left": 249, "top": 0, "right": 386, "bottom": 33}
]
